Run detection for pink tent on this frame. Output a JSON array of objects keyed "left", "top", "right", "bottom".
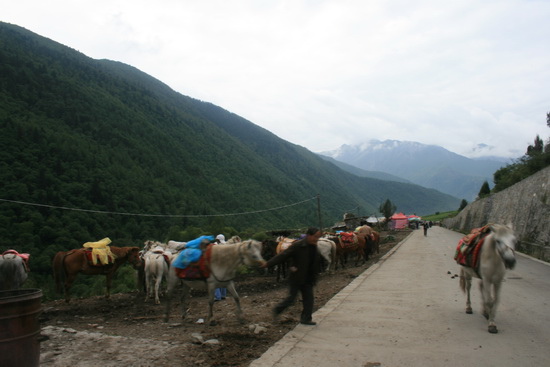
[{"left": 391, "top": 212, "right": 409, "bottom": 229}]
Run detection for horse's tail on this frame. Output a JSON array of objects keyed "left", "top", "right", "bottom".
[
  {"left": 459, "top": 267, "right": 466, "bottom": 293},
  {"left": 52, "top": 251, "right": 70, "bottom": 295},
  {"left": 330, "top": 241, "right": 337, "bottom": 271}
]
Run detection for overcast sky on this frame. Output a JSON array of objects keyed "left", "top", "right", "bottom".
[{"left": 3, "top": 0, "right": 550, "bottom": 158}]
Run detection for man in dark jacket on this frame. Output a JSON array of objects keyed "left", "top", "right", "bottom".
[{"left": 261, "top": 227, "right": 322, "bottom": 325}]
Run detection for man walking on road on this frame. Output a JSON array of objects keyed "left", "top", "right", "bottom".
[{"left": 261, "top": 227, "right": 322, "bottom": 325}]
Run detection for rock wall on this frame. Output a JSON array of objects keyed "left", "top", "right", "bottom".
[{"left": 443, "top": 166, "right": 550, "bottom": 245}]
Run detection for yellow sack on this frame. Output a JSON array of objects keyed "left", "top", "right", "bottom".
[
  {"left": 83, "top": 237, "right": 116, "bottom": 265},
  {"left": 83, "top": 237, "right": 112, "bottom": 248}
]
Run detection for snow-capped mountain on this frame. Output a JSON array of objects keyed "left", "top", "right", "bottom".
[{"left": 320, "top": 140, "right": 512, "bottom": 201}]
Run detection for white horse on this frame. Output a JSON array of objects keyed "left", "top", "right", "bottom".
[
  {"left": 143, "top": 244, "right": 170, "bottom": 304},
  {"left": 0, "top": 251, "right": 29, "bottom": 290},
  {"left": 317, "top": 238, "right": 337, "bottom": 272},
  {"left": 458, "top": 224, "right": 517, "bottom": 333},
  {"left": 164, "top": 239, "right": 265, "bottom": 325}
]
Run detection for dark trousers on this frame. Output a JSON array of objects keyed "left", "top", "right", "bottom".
[{"left": 274, "top": 282, "right": 314, "bottom": 322}]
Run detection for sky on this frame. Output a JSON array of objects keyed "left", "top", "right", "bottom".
[{"left": 3, "top": 0, "right": 550, "bottom": 158}]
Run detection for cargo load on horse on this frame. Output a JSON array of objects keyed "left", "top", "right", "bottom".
[
  {"left": 0, "top": 249, "right": 30, "bottom": 290},
  {"left": 82, "top": 237, "right": 115, "bottom": 266}
]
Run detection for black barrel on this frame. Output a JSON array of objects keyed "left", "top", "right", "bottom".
[{"left": 0, "top": 289, "right": 43, "bottom": 367}]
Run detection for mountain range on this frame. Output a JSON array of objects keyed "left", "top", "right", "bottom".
[
  {"left": 0, "top": 22, "right": 461, "bottom": 276},
  {"left": 320, "top": 140, "right": 511, "bottom": 201}
]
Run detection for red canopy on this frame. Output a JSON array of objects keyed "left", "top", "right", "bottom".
[{"left": 391, "top": 212, "right": 408, "bottom": 220}]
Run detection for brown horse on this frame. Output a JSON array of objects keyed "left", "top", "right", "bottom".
[
  {"left": 326, "top": 232, "right": 367, "bottom": 269},
  {"left": 52, "top": 246, "right": 142, "bottom": 302}
]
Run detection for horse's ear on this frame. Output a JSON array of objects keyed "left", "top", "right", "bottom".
[{"left": 506, "top": 222, "right": 514, "bottom": 231}]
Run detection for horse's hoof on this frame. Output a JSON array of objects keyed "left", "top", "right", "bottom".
[
  {"left": 465, "top": 307, "right": 473, "bottom": 314},
  {"left": 488, "top": 325, "right": 498, "bottom": 334}
]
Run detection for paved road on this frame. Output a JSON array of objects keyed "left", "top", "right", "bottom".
[{"left": 250, "top": 226, "right": 550, "bottom": 367}]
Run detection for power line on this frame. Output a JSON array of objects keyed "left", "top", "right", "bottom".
[{"left": 0, "top": 197, "right": 318, "bottom": 218}]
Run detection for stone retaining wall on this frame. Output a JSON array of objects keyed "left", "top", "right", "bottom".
[{"left": 443, "top": 166, "right": 550, "bottom": 248}]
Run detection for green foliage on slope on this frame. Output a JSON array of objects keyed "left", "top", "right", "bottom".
[{"left": 493, "top": 134, "right": 550, "bottom": 193}]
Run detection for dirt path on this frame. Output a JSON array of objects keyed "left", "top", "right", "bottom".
[{"left": 39, "top": 230, "right": 409, "bottom": 366}]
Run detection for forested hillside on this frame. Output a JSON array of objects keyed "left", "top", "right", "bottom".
[{"left": 0, "top": 22, "right": 459, "bottom": 296}]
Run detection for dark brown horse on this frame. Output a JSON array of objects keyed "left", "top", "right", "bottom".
[{"left": 52, "top": 246, "right": 142, "bottom": 302}]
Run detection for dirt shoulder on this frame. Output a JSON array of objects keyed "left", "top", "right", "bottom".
[{"left": 39, "top": 230, "right": 410, "bottom": 366}]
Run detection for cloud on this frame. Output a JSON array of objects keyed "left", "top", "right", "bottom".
[{"left": 3, "top": 0, "right": 550, "bottom": 158}]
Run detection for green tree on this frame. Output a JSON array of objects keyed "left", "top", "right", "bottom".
[
  {"left": 379, "top": 199, "right": 396, "bottom": 227},
  {"left": 458, "top": 199, "right": 468, "bottom": 211},
  {"left": 478, "top": 181, "right": 491, "bottom": 199},
  {"left": 527, "top": 135, "right": 544, "bottom": 156}
]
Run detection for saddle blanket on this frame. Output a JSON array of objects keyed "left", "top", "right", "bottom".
[
  {"left": 2, "top": 249, "right": 31, "bottom": 271},
  {"left": 454, "top": 225, "right": 491, "bottom": 269},
  {"left": 338, "top": 232, "right": 357, "bottom": 249},
  {"left": 84, "top": 249, "right": 115, "bottom": 266},
  {"left": 174, "top": 245, "right": 213, "bottom": 280}
]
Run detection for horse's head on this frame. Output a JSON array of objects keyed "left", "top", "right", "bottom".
[
  {"left": 489, "top": 224, "right": 517, "bottom": 269},
  {"left": 127, "top": 247, "right": 143, "bottom": 269},
  {"left": 226, "top": 235, "right": 242, "bottom": 244},
  {"left": 261, "top": 239, "right": 278, "bottom": 260},
  {"left": 240, "top": 240, "right": 265, "bottom": 267}
]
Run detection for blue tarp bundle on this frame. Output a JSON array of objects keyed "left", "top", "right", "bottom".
[{"left": 172, "top": 235, "right": 214, "bottom": 269}]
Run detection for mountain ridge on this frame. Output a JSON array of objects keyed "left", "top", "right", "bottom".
[{"left": 320, "top": 139, "right": 509, "bottom": 200}]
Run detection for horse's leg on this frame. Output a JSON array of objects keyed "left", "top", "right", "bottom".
[
  {"left": 145, "top": 267, "right": 152, "bottom": 302},
  {"left": 163, "top": 270, "right": 177, "bottom": 322},
  {"left": 105, "top": 274, "right": 112, "bottom": 299},
  {"left": 325, "top": 256, "right": 331, "bottom": 272},
  {"left": 460, "top": 268, "right": 473, "bottom": 314},
  {"left": 226, "top": 281, "right": 244, "bottom": 324},
  {"left": 180, "top": 283, "right": 190, "bottom": 320},
  {"left": 63, "top": 275, "right": 75, "bottom": 303},
  {"left": 483, "top": 279, "right": 501, "bottom": 333},
  {"left": 489, "top": 281, "right": 503, "bottom": 333},
  {"left": 137, "top": 265, "right": 146, "bottom": 294},
  {"left": 207, "top": 280, "right": 216, "bottom": 325},
  {"left": 339, "top": 253, "right": 345, "bottom": 269},
  {"left": 154, "top": 272, "right": 162, "bottom": 304}
]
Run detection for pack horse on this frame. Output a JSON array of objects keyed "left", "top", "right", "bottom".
[
  {"left": 455, "top": 223, "right": 517, "bottom": 333},
  {"left": 52, "top": 245, "right": 142, "bottom": 302},
  {"left": 164, "top": 239, "right": 265, "bottom": 326}
]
